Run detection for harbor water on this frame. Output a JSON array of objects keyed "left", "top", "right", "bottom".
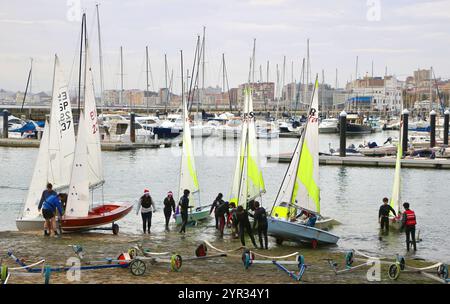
[{"left": 0, "top": 131, "right": 449, "bottom": 263}]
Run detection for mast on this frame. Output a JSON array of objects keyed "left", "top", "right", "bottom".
[
  {"left": 335, "top": 68, "right": 338, "bottom": 89},
  {"left": 430, "top": 66, "right": 433, "bottom": 112},
  {"left": 259, "top": 65, "right": 262, "bottom": 83},
  {"left": 77, "top": 13, "right": 86, "bottom": 122},
  {"left": 20, "top": 58, "right": 33, "bottom": 112},
  {"left": 306, "top": 39, "right": 310, "bottom": 105},
  {"left": 321, "top": 69, "right": 325, "bottom": 112},
  {"left": 282, "top": 56, "right": 286, "bottom": 110},
  {"left": 120, "top": 46, "right": 123, "bottom": 106},
  {"left": 96, "top": 4, "right": 104, "bottom": 114},
  {"left": 146, "top": 46, "right": 150, "bottom": 115},
  {"left": 251, "top": 38, "right": 256, "bottom": 83},
  {"left": 164, "top": 53, "right": 168, "bottom": 113},
  {"left": 266, "top": 60, "right": 269, "bottom": 83},
  {"left": 200, "top": 26, "right": 206, "bottom": 113}
]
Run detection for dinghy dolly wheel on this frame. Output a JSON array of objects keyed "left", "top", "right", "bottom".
[
  {"left": 242, "top": 250, "right": 251, "bottom": 269},
  {"left": 345, "top": 251, "right": 354, "bottom": 269},
  {"left": 112, "top": 224, "right": 119, "bottom": 235},
  {"left": 129, "top": 259, "right": 146, "bottom": 276},
  {"left": 311, "top": 239, "right": 318, "bottom": 249},
  {"left": 128, "top": 248, "right": 137, "bottom": 259},
  {"left": 437, "top": 264, "right": 448, "bottom": 280},
  {"left": 1, "top": 265, "right": 8, "bottom": 283},
  {"left": 170, "top": 254, "right": 183, "bottom": 272},
  {"left": 44, "top": 266, "right": 51, "bottom": 284},
  {"left": 388, "top": 263, "right": 401, "bottom": 280},
  {"left": 396, "top": 255, "right": 405, "bottom": 271},
  {"left": 275, "top": 238, "right": 283, "bottom": 246},
  {"left": 195, "top": 242, "right": 207, "bottom": 257}
]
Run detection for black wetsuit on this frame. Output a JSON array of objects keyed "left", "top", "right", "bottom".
[
  {"left": 378, "top": 204, "right": 397, "bottom": 232},
  {"left": 252, "top": 207, "right": 268, "bottom": 249},
  {"left": 163, "top": 197, "right": 176, "bottom": 230},
  {"left": 235, "top": 209, "right": 257, "bottom": 247},
  {"left": 215, "top": 201, "right": 229, "bottom": 237},
  {"left": 210, "top": 198, "right": 224, "bottom": 229},
  {"left": 179, "top": 195, "right": 190, "bottom": 233}
]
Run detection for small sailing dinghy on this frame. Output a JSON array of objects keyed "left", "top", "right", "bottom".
[
  {"left": 60, "top": 44, "right": 133, "bottom": 233},
  {"left": 229, "top": 87, "right": 266, "bottom": 209},
  {"left": 175, "top": 51, "right": 210, "bottom": 225},
  {"left": 268, "top": 76, "right": 339, "bottom": 247},
  {"left": 16, "top": 55, "right": 76, "bottom": 231}
]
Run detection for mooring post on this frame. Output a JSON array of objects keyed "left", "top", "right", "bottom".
[
  {"left": 402, "top": 109, "right": 409, "bottom": 156},
  {"left": 2, "top": 109, "right": 9, "bottom": 139},
  {"left": 130, "top": 112, "right": 136, "bottom": 143},
  {"left": 430, "top": 110, "right": 436, "bottom": 148},
  {"left": 339, "top": 110, "right": 347, "bottom": 157},
  {"left": 444, "top": 110, "right": 449, "bottom": 146}
]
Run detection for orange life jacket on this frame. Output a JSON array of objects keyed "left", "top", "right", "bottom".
[{"left": 404, "top": 209, "right": 417, "bottom": 226}]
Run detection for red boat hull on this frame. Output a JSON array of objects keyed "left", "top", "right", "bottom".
[{"left": 61, "top": 202, "right": 133, "bottom": 232}]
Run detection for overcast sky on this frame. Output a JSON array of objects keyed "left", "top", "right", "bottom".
[{"left": 1, "top": 0, "right": 450, "bottom": 94}]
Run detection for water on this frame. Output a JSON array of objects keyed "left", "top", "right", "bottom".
[{"left": 1, "top": 131, "right": 449, "bottom": 263}]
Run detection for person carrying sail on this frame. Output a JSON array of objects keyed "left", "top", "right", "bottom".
[
  {"left": 400, "top": 202, "right": 417, "bottom": 252},
  {"left": 136, "top": 189, "right": 156, "bottom": 234},
  {"left": 378, "top": 197, "right": 397, "bottom": 233},
  {"left": 163, "top": 191, "right": 176, "bottom": 231},
  {"left": 210, "top": 193, "right": 225, "bottom": 230},
  {"left": 179, "top": 189, "right": 190, "bottom": 234},
  {"left": 250, "top": 201, "right": 268, "bottom": 249},
  {"left": 235, "top": 205, "right": 257, "bottom": 248},
  {"left": 39, "top": 193, "right": 64, "bottom": 237}
]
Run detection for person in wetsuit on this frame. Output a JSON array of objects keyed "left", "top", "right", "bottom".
[
  {"left": 163, "top": 191, "right": 176, "bottom": 231},
  {"left": 179, "top": 189, "right": 190, "bottom": 234},
  {"left": 136, "top": 189, "right": 156, "bottom": 234},
  {"left": 251, "top": 201, "right": 268, "bottom": 249},
  {"left": 378, "top": 197, "right": 397, "bottom": 233},
  {"left": 210, "top": 193, "right": 225, "bottom": 229},
  {"left": 228, "top": 202, "right": 238, "bottom": 239},
  {"left": 235, "top": 205, "right": 257, "bottom": 248},
  {"left": 215, "top": 200, "right": 229, "bottom": 237}
]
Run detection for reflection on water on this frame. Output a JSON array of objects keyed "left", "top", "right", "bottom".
[{"left": 0, "top": 132, "right": 449, "bottom": 263}]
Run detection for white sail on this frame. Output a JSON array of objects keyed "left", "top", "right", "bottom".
[
  {"left": 272, "top": 76, "right": 320, "bottom": 218},
  {"left": 84, "top": 46, "right": 104, "bottom": 188},
  {"left": 390, "top": 128, "right": 402, "bottom": 215},
  {"left": 179, "top": 97, "right": 200, "bottom": 207},
  {"left": 21, "top": 121, "right": 50, "bottom": 218},
  {"left": 65, "top": 114, "right": 90, "bottom": 217},
  {"left": 47, "top": 55, "right": 75, "bottom": 189},
  {"left": 229, "top": 87, "right": 265, "bottom": 209}
]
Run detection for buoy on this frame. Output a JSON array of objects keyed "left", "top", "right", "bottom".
[{"left": 170, "top": 254, "right": 183, "bottom": 272}]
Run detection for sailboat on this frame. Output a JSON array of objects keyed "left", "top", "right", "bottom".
[
  {"left": 16, "top": 55, "right": 76, "bottom": 231},
  {"left": 267, "top": 76, "right": 339, "bottom": 247},
  {"left": 60, "top": 43, "right": 133, "bottom": 233},
  {"left": 175, "top": 50, "right": 210, "bottom": 225},
  {"left": 229, "top": 87, "right": 266, "bottom": 209}
]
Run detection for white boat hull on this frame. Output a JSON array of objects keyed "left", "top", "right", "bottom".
[
  {"left": 174, "top": 209, "right": 210, "bottom": 225},
  {"left": 268, "top": 217, "right": 339, "bottom": 245},
  {"left": 319, "top": 126, "right": 338, "bottom": 134},
  {"left": 16, "top": 217, "right": 45, "bottom": 231}
]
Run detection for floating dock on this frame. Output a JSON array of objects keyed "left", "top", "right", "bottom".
[
  {"left": 0, "top": 138, "right": 181, "bottom": 151},
  {"left": 279, "top": 132, "right": 301, "bottom": 138},
  {"left": 267, "top": 153, "right": 450, "bottom": 169}
]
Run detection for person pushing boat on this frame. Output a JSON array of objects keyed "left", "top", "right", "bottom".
[
  {"left": 179, "top": 189, "right": 190, "bottom": 234},
  {"left": 163, "top": 191, "right": 176, "bottom": 231},
  {"left": 235, "top": 205, "right": 257, "bottom": 248},
  {"left": 136, "top": 189, "right": 156, "bottom": 234},
  {"left": 37, "top": 183, "right": 57, "bottom": 234},
  {"left": 250, "top": 201, "right": 268, "bottom": 249},
  {"left": 401, "top": 202, "right": 417, "bottom": 252},
  {"left": 378, "top": 197, "right": 397, "bottom": 233},
  {"left": 38, "top": 193, "right": 64, "bottom": 237},
  {"left": 210, "top": 193, "right": 225, "bottom": 230}
]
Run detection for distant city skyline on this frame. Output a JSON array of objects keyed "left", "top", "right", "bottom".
[{"left": 1, "top": 0, "right": 450, "bottom": 94}]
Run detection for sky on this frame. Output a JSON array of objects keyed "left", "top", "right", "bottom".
[{"left": 1, "top": 0, "right": 450, "bottom": 94}]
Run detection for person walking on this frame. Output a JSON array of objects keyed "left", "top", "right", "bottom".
[
  {"left": 179, "top": 189, "right": 190, "bottom": 234},
  {"left": 215, "top": 200, "right": 229, "bottom": 237},
  {"left": 401, "top": 202, "right": 417, "bottom": 252},
  {"left": 163, "top": 191, "right": 176, "bottom": 231},
  {"left": 235, "top": 205, "right": 257, "bottom": 248},
  {"left": 378, "top": 197, "right": 397, "bottom": 233},
  {"left": 136, "top": 189, "right": 156, "bottom": 234},
  {"left": 251, "top": 201, "right": 268, "bottom": 249}
]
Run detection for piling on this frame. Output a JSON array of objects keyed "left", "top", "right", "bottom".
[
  {"left": 402, "top": 109, "right": 409, "bottom": 156},
  {"left": 2, "top": 110, "right": 8, "bottom": 139},
  {"left": 130, "top": 112, "right": 136, "bottom": 143},
  {"left": 339, "top": 110, "right": 347, "bottom": 157},
  {"left": 430, "top": 110, "right": 436, "bottom": 148},
  {"left": 444, "top": 110, "right": 449, "bottom": 146}
]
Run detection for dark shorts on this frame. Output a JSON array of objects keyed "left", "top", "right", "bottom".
[{"left": 42, "top": 209, "right": 54, "bottom": 220}]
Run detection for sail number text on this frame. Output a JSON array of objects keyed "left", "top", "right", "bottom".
[{"left": 58, "top": 91, "right": 72, "bottom": 132}]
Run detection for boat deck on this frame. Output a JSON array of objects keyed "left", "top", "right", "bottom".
[{"left": 267, "top": 153, "right": 450, "bottom": 169}]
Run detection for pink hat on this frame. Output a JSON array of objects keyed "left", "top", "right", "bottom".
[
  {"left": 144, "top": 189, "right": 149, "bottom": 193},
  {"left": 168, "top": 191, "right": 173, "bottom": 196}
]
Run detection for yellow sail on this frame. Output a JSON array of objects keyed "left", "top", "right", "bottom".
[{"left": 390, "top": 129, "right": 402, "bottom": 214}]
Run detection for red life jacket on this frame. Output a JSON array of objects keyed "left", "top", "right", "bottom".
[{"left": 404, "top": 209, "right": 417, "bottom": 226}]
